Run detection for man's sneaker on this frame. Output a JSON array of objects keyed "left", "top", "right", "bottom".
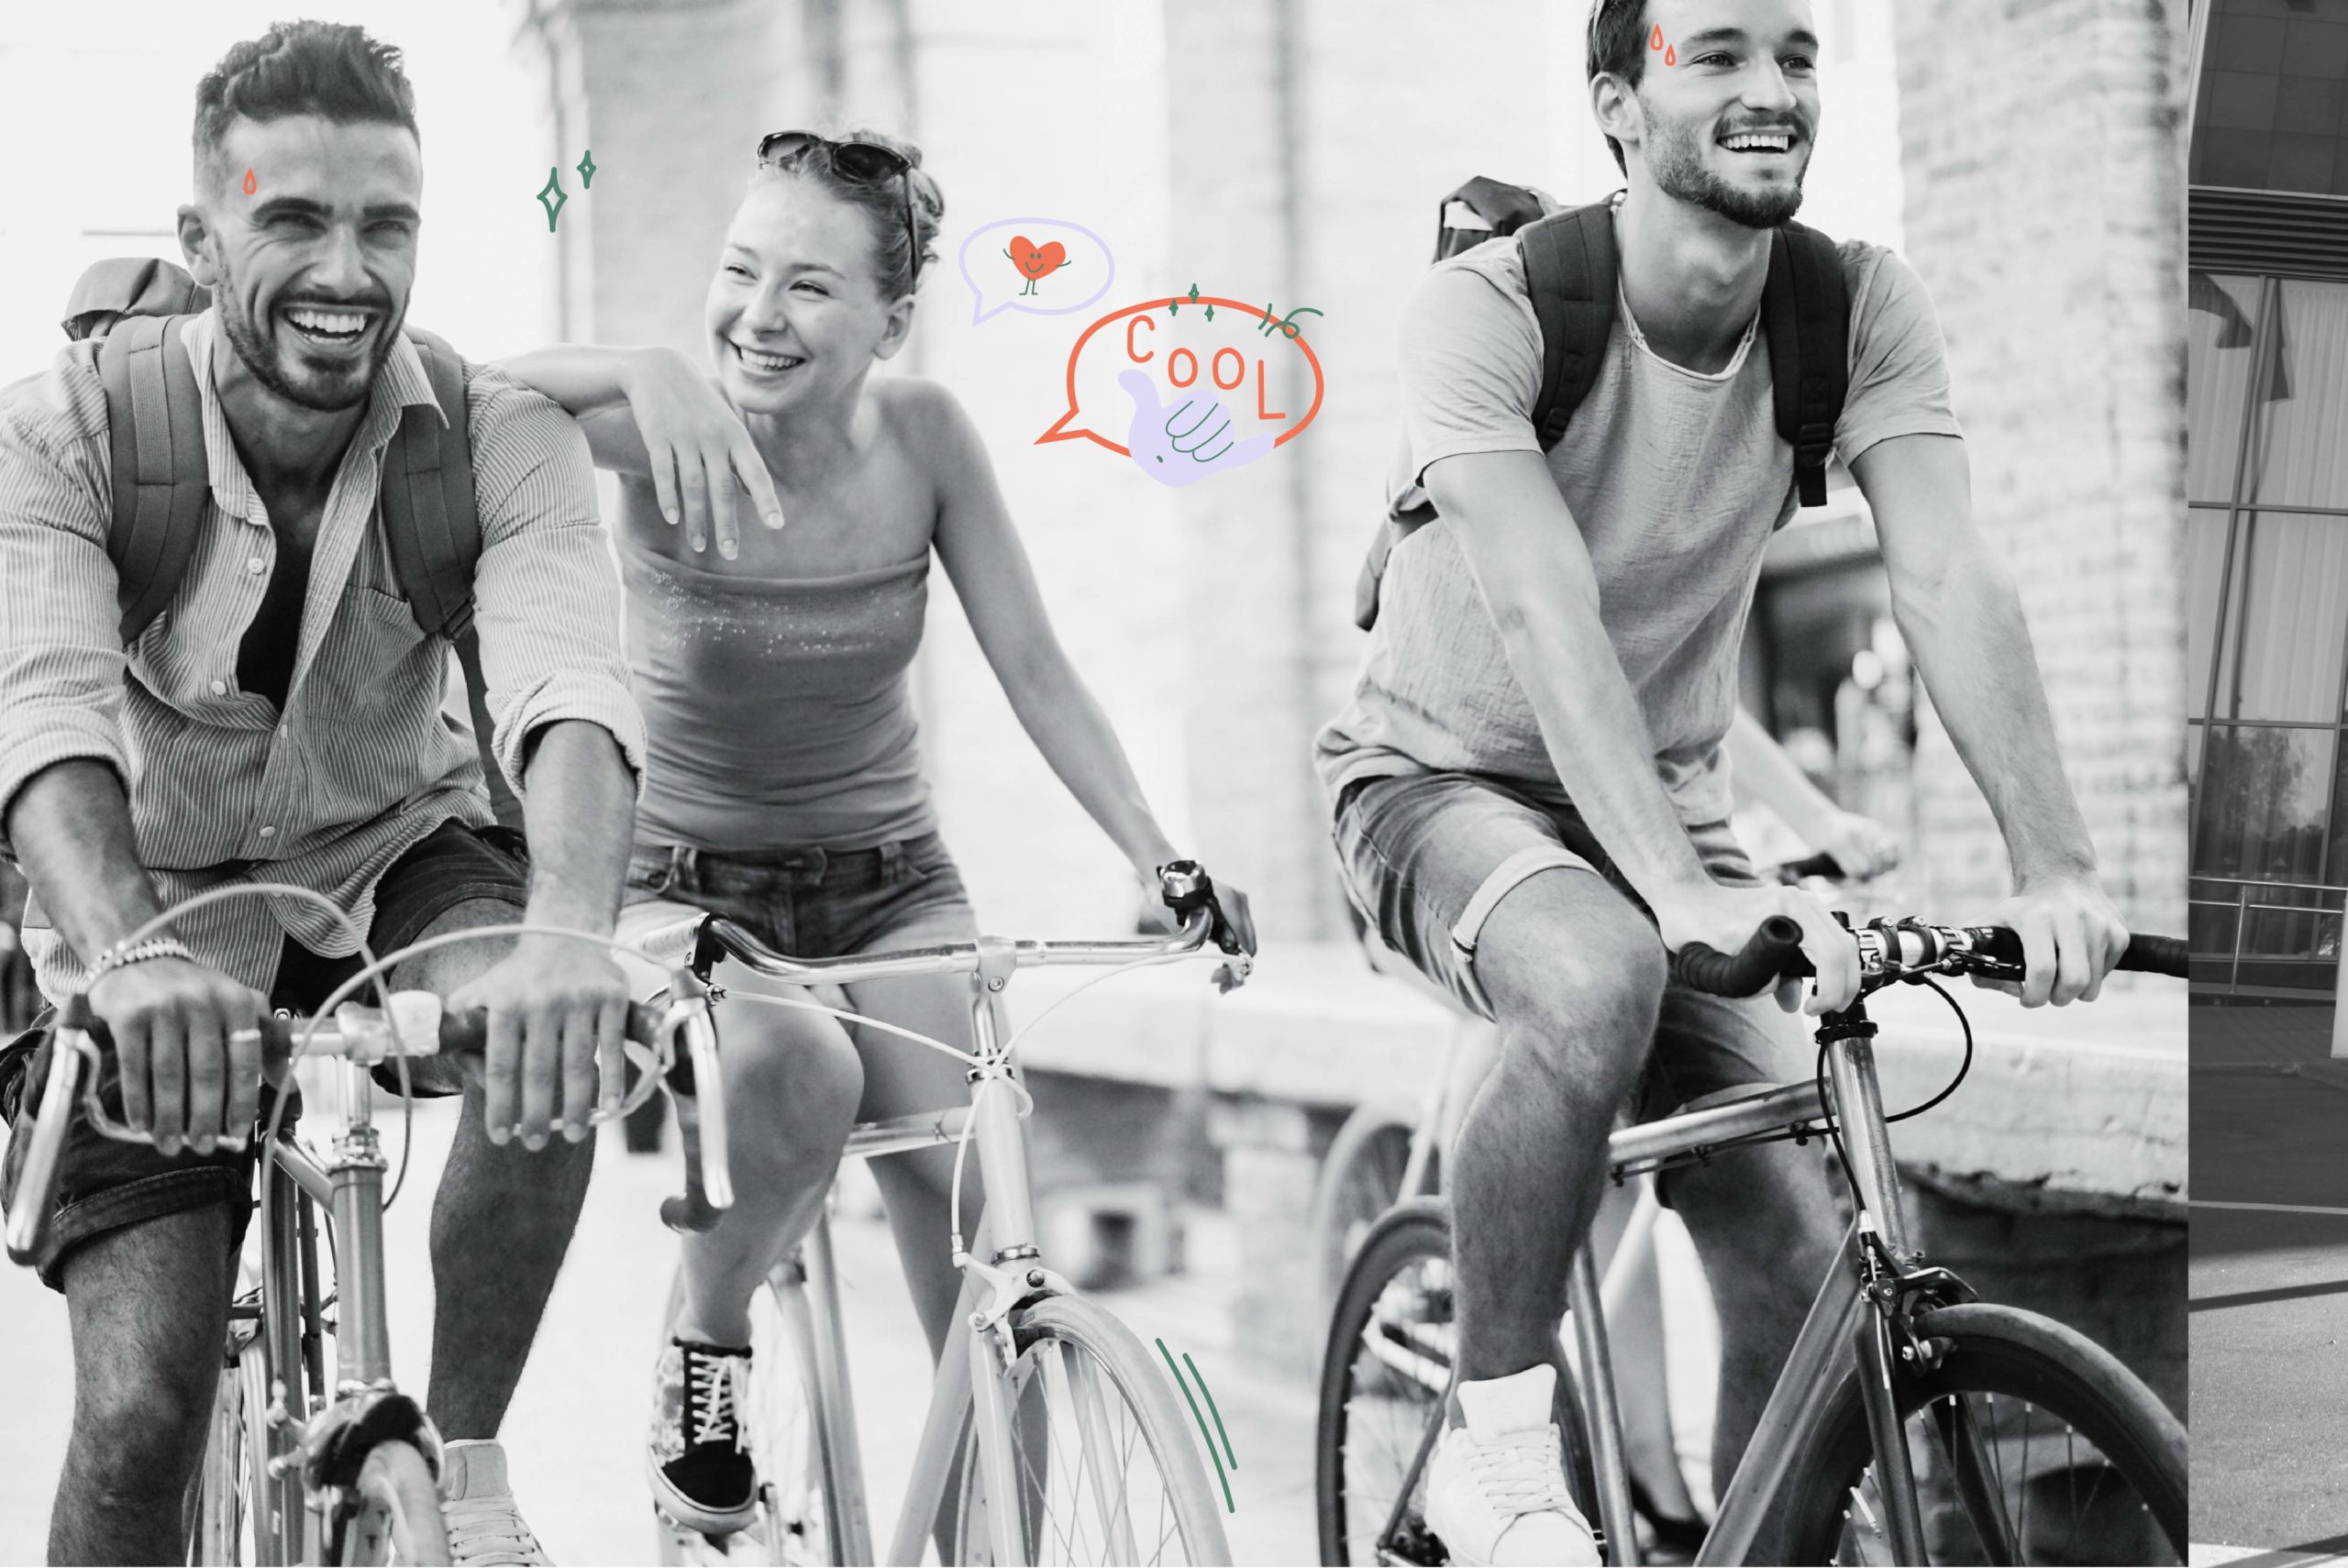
[
  {"left": 647, "top": 1338, "right": 758, "bottom": 1535},
  {"left": 439, "top": 1439, "right": 552, "bottom": 1565},
  {"left": 1423, "top": 1364, "right": 1601, "bottom": 1567}
]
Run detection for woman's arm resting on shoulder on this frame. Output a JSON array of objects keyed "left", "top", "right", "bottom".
[
  {"left": 1855, "top": 431, "right": 2127, "bottom": 1007},
  {"left": 497, "top": 345, "right": 784, "bottom": 556},
  {"left": 926, "top": 385, "right": 1252, "bottom": 954}
]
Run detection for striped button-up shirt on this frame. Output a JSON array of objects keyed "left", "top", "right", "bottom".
[{"left": 0, "top": 310, "right": 646, "bottom": 1000}]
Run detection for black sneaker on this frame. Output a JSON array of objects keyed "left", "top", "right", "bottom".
[{"left": 646, "top": 1338, "right": 757, "bottom": 1535}]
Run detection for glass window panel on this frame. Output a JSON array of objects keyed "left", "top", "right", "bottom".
[
  {"left": 2214, "top": 513, "right": 2348, "bottom": 722},
  {"left": 2251, "top": 279, "right": 2348, "bottom": 508},
  {"left": 2191, "top": 723, "right": 2336, "bottom": 882},
  {"left": 2187, "top": 275, "right": 2259, "bottom": 503},
  {"left": 2187, "top": 509, "right": 2233, "bottom": 721}
]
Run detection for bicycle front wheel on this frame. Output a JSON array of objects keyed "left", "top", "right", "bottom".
[
  {"left": 338, "top": 1439, "right": 452, "bottom": 1564},
  {"left": 1776, "top": 1302, "right": 2187, "bottom": 1564},
  {"left": 950, "top": 1294, "right": 1232, "bottom": 1564}
]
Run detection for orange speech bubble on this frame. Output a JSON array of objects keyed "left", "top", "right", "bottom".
[{"left": 1037, "top": 295, "right": 1324, "bottom": 458}]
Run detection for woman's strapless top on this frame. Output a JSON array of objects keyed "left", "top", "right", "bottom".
[{"left": 620, "top": 534, "right": 935, "bottom": 851}]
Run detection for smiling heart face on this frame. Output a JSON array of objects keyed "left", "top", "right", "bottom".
[{"left": 1009, "top": 236, "right": 1067, "bottom": 279}]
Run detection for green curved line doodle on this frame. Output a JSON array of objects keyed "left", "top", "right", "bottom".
[
  {"left": 1157, "top": 1337, "right": 1235, "bottom": 1514},
  {"left": 1182, "top": 1351, "right": 1237, "bottom": 1471}
]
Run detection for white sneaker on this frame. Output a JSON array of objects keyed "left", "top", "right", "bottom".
[
  {"left": 439, "top": 1439, "right": 553, "bottom": 1565},
  {"left": 1423, "top": 1364, "right": 1600, "bottom": 1567}
]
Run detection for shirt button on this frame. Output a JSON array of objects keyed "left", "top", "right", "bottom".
[
  {"left": 258, "top": 825, "right": 275, "bottom": 838},
  {"left": 209, "top": 679, "right": 227, "bottom": 695},
  {"left": 247, "top": 558, "right": 265, "bottom": 574}
]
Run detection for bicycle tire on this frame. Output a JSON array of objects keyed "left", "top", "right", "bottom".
[
  {"left": 1315, "top": 1198, "right": 1599, "bottom": 1566},
  {"left": 1775, "top": 1302, "right": 2187, "bottom": 1565},
  {"left": 1310, "top": 1108, "right": 1423, "bottom": 1309},
  {"left": 338, "top": 1439, "right": 452, "bottom": 1564},
  {"left": 948, "top": 1293, "right": 1233, "bottom": 1565}
]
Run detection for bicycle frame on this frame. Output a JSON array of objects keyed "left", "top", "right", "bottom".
[
  {"left": 1358, "top": 994, "right": 1944, "bottom": 1567},
  {"left": 642, "top": 913, "right": 1224, "bottom": 1567}
]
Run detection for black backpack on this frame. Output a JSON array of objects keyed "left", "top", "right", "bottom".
[
  {"left": 61, "top": 257, "right": 522, "bottom": 832},
  {"left": 1353, "top": 178, "right": 1851, "bottom": 631}
]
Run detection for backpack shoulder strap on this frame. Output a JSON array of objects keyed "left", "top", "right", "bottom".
[
  {"left": 96, "top": 315, "right": 210, "bottom": 645},
  {"left": 1515, "top": 203, "right": 1619, "bottom": 452},
  {"left": 377, "top": 328, "right": 480, "bottom": 641},
  {"left": 377, "top": 330, "right": 522, "bottom": 831},
  {"left": 64, "top": 258, "right": 209, "bottom": 344},
  {"left": 1761, "top": 222, "right": 1850, "bottom": 507}
]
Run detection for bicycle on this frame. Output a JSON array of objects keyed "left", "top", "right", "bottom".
[
  {"left": 1307, "top": 852, "right": 1855, "bottom": 1547},
  {"left": 1314, "top": 912, "right": 2190, "bottom": 1565},
  {"left": 4, "top": 912, "right": 733, "bottom": 1566},
  {"left": 628, "top": 869, "right": 1243, "bottom": 1566}
]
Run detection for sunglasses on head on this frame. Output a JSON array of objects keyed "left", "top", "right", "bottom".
[{"left": 755, "top": 130, "right": 921, "bottom": 292}]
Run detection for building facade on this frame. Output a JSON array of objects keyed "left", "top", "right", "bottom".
[{"left": 2189, "top": 0, "right": 2348, "bottom": 997}]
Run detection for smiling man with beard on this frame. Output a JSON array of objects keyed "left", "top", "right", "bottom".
[
  {"left": 0, "top": 22, "right": 643, "bottom": 1564},
  {"left": 1315, "top": 0, "right": 2132, "bottom": 1562}
]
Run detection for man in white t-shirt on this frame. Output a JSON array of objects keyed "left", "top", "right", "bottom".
[{"left": 1316, "top": 1, "right": 2130, "bottom": 1561}]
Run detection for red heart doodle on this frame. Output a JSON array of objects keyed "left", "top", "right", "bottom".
[{"left": 1009, "top": 237, "right": 1068, "bottom": 279}]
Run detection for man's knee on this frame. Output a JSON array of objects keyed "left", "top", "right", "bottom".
[
  {"left": 1481, "top": 897, "right": 1668, "bottom": 1072},
  {"left": 390, "top": 896, "right": 528, "bottom": 994}
]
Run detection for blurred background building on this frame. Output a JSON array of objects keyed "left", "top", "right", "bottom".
[
  {"left": 0, "top": 3, "right": 2189, "bottom": 1558},
  {"left": 2187, "top": 0, "right": 2348, "bottom": 1003}
]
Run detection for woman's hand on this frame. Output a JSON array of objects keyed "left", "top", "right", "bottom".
[
  {"left": 1808, "top": 809, "right": 1902, "bottom": 881},
  {"left": 619, "top": 347, "right": 787, "bottom": 559}
]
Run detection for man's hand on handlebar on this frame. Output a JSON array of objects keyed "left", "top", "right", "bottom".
[
  {"left": 447, "top": 935, "right": 631, "bottom": 1150},
  {"left": 1651, "top": 882, "right": 1862, "bottom": 1015},
  {"left": 84, "top": 955, "right": 271, "bottom": 1159},
  {"left": 1980, "top": 873, "right": 2130, "bottom": 1007}
]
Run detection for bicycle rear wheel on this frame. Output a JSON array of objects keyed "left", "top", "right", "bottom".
[
  {"left": 338, "top": 1439, "right": 452, "bottom": 1564},
  {"left": 950, "top": 1294, "right": 1232, "bottom": 1564},
  {"left": 1311, "top": 1109, "right": 1421, "bottom": 1309},
  {"left": 1315, "top": 1198, "right": 1597, "bottom": 1566},
  {"left": 1776, "top": 1302, "right": 2187, "bottom": 1564}
]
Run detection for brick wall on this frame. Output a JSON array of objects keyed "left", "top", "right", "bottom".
[{"left": 1889, "top": 0, "right": 2189, "bottom": 936}]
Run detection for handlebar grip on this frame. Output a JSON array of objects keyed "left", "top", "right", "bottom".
[
  {"left": 2116, "top": 933, "right": 2187, "bottom": 977},
  {"left": 1672, "top": 915, "right": 1812, "bottom": 998},
  {"left": 1968, "top": 926, "right": 2187, "bottom": 979}
]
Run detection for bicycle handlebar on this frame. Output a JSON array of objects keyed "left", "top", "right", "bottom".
[
  {"left": 637, "top": 906, "right": 1224, "bottom": 985},
  {"left": 1671, "top": 917, "right": 2190, "bottom": 999},
  {"left": 6, "top": 992, "right": 723, "bottom": 1267}
]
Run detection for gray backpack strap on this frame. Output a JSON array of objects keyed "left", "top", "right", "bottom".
[
  {"left": 96, "top": 315, "right": 211, "bottom": 645},
  {"left": 65, "top": 258, "right": 210, "bottom": 345},
  {"left": 378, "top": 330, "right": 523, "bottom": 832}
]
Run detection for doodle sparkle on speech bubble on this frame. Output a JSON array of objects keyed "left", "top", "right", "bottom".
[
  {"left": 959, "top": 218, "right": 1115, "bottom": 326},
  {"left": 1036, "top": 295, "right": 1324, "bottom": 457}
]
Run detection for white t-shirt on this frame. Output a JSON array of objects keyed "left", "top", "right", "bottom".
[{"left": 1314, "top": 226, "right": 1963, "bottom": 827}]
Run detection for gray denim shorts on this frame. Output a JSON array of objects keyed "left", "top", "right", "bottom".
[{"left": 1331, "top": 769, "right": 1809, "bottom": 1121}]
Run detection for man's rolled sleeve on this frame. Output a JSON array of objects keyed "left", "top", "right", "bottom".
[
  {"left": 462, "top": 361, "right": 647, "bottom": 801},
  {"left": 1396, "top": 253, "right": 1548, "bottom": 485},
  {"left": 0, "top": 348, "right": 132, "bottom": 858}
]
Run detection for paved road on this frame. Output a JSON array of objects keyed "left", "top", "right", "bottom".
[
  {"left": 0, "top": 1087, "right": 1316, "bottom": 1564},
  {"left": 2194, "top": 1005, "right": 2348, "bottom": 1562}
]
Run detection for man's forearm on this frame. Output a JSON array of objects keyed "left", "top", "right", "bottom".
[
  {"left": 6, "top": 759, "right": 167, "bottom": 965},
  {"left": 1501, "top": 610, "right": 1711, "bottom": 902},
  {"left": 1893, "top": 550, "right": 2099, "bottom": 883},
  {"left": 515, "top": 720, "right": 637, "bottom": 933}
]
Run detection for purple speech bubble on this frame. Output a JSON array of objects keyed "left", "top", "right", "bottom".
[{"left": 959, "top": 217, "right": 1115, "bottom": 326}]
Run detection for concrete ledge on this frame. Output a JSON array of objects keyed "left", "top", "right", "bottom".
[{"left": 1007, "top": 941, "right": 2186, "bottom": 1216}]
